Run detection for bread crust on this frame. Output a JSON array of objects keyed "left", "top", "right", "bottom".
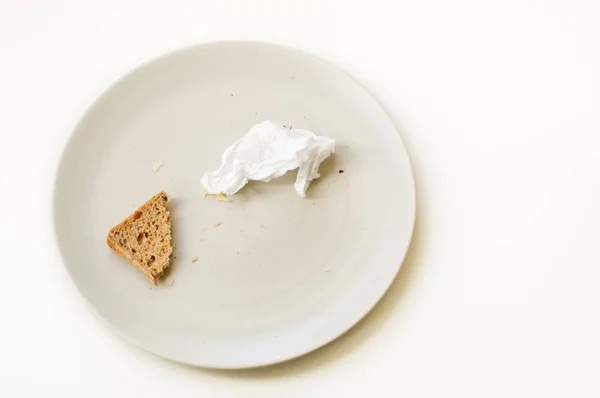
[{"left": 106, "top": 191, "right": 172, "bottom": 285}]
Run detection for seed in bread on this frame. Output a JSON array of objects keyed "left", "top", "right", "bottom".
[{"left": 106, "top": 191, "right": 172, "bottom": 285}]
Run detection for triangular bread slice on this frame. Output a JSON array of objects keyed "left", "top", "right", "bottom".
[{"left": 106, "top": 191, "right": 173, "bottom": 285}]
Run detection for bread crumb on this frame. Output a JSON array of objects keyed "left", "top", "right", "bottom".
[
  {"left": 260, "top": 223, "right": 265, "bottom": 228},
  {"left": 214, "top": 221, "right": 222, "bottom": 227},
  {"left": 325, "top": 268, "right": 332, "bottom": 272},
  {"left": 192, "top": 257, "right": 198, "bottom": 263},
  {"left": 152, "top": 162, "right": 163, "bottom": 172},
  {"left": 203, "top": 191, "right": 229, "bottom": 202}
]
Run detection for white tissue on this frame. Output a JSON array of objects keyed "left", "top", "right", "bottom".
[{"left": 201, "top": 121, "right": 335, "bottom": 197}]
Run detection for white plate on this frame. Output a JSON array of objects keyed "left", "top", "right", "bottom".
[{"left": 53, "top": 41, "right": 415, "bottom": 368}]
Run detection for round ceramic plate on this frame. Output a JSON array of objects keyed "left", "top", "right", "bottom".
[{"left": 53, "top": 41, "right": 415, "bottom": 368}]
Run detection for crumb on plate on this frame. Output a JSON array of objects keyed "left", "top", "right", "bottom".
[
  {"left": 214, "top": 221, "right": 222, "bottom": 227},
  {"left": 192, "top": 257, "right": 198, "bottom": 263},
  {"left": 153, "top": 162, "right": 163, "bottom": 172}
]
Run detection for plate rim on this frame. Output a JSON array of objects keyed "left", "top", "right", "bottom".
[{"left": 51, "top": 40, "right": 417, "bottom": 369}]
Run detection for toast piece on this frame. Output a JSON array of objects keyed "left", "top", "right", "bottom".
[{"left": 106, "top": 191, "right": 173, "bottom": 285}]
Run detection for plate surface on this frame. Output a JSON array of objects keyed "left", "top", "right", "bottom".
[{"left": 53, "top": 41, "right": 415, "bottom": 368}]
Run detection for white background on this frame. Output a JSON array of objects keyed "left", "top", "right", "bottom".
[{"left": 1, "top": 0, "right": 599, "bottom": 396}]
